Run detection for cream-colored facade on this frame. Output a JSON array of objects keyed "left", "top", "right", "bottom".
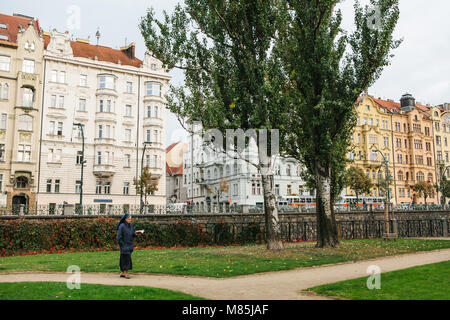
[
  {"left": 0, "top": 15, "right": 44, "bottom": 211},
  {"left": 346, "top": 95, "right": 394, "bottom": 203},
  {"left": 430, "top": 104, "right": 450, "bottom": 203},
  {"left": 36, "top": 30, "right": 169, "bottom": 208}
]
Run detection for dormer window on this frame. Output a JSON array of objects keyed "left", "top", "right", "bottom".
[
  {"left": 0, "top": 23, "right": 6, "bottom": 29},
  {"left": 0, "top": 34, "right": 8, "bottom": 41}
]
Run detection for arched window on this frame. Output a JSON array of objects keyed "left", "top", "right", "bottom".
[
  {"left": 233, "top": 163, "right": 238, "bottom": 174},
  {"left": 206, "top": 169, "right": 211, "bottom": 179},
  {"left": 398, "top": 171, "right": 403, "bottom": 181},
  {"left": 225, "top": 165, "right": 230, "bottom": 176},
  {"left": 16, "top": 176, "right": 28, "bottom": 189},
  {"left": 213, "top": 168, "right": 218, "bottom": 179},
  {"left": 18, "top": 114, "right": 33, "bottom": 131},
  {"left": 416, "top": 171, "right": 424, "bottom": 181},
  {"left": 434, "top": 111, "right": 439, "bottom": 117}
]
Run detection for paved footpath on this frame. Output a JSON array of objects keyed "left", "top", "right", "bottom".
[{"left": 1, "top": 248, "right": 449, "bottom": 300}]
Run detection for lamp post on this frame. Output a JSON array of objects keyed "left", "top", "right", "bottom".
[
  {"left": 371, "top": 146, "right": 393, "bottom": 237},
  {"left": 73, "top": 123, "right": 85, "bottom": 214},
  {"left": 140, "top": 141, "right": 151, "bottom": 214}
]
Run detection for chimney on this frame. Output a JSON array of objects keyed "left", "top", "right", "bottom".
[{"left": 120, "top": 42, "right": 135, "bottom": 59}]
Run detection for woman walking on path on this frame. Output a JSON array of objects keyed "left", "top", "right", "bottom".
[{"left": 116, "top": 213, "right": 142, "bottom": 279}]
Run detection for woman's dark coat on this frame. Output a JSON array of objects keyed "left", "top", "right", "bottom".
[{"left": 116, "top": 222, "right": 136, "bottom": 254}]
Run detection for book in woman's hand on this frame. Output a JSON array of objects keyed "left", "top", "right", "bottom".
[{"left": 136, "top": 230, "right": 145, "bottom": 235}]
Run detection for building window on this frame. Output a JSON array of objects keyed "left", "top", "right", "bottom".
[
  {"left": 0, "top": 173, "right": 2, "bottom": 192},
  {"left": 51, "top": 70, "right": 57, "bottom": 82},
  {"left": 0, "top": 56, "right": 11, "bottom": 71},
  {"left": 104, "top": 182, "right": 111, "bottom": 194},
  {"left": 75, "top": 181, "right": 82, "bottom": 194},
  {"left": 1, "top": 83, "right": 8, "bottom": 99},
  {"left": 78, "top": 99, "right": 86, "bottom": 111},
  {"left": 58, "top": 95, "right": 64, "bottom": 108},
  {"left": 99, "top": 100, "right": 104, "bottom": 112},
  {"left": 146, "top": 106, "right": 151, "bottom": 118},
  {"left": 1, "top": 113, "right": 7, "bottom": 129},
  {"left": 59, "top": 71, "right": 66, "bottom": 84},
  {"left": 46, "top": 179, "right": 52, "bottom": 192},
  {"left": 125, "top": 104, "right": 132, "bottom": 117},
  {"left": 17, "top": 145, "right": 31, "bottom": 162},
  {"left": 0, "top": 35, "right": 8, "bottom": 41},
  {"left": 0, "top": 144, "right": 5, "bottom": 161},
  {"left": 126, "top": 82, "right": 132, "bottom": 93},
  {"left": 99, "top": 75, "right": 115, "bottom": 90},
  {"left": 416, "top": 172, "right": 425, "bottom": 182},
  {"left": 22, "top": 59, "right": 35, "bottom": 73},
  {"left": 398, "top": 171, "right": 403, "bottom": 181},
  {"left": 96, "top": 181, "right": 102, "bottom": 194},
  {"left": 124, "top": 154, "right": 131, "bottom": 167},
  {"left": 123, "top": 182, "right": 129, "bottom": 195},
  {"left": 125, "top": 129, "right": 131, "bottom": 142},
  {"left": 287, "top": 184, "right": 292, "bottom": 195},
  {"left": 98, "top": 125, "right": 103, "bottom": 138},
  {"left": 275, "top": 184, "right": 280, "bottom": 195},
  {"left": 154, "top": 106, "right": 159, "bottom": 118},
  {"left": 54, "top": 179, "right": 60, "bottom": 193},
  {"left": 57, "top": 122, "right": 63, "bottom": 136},
  {"left": 106, "top": 100, "right": 112, "bottom": 113},
  {"left": 145, "top": 82, "right": 161, "bottom": 96},
  {"left": 76, "top": 151, "right": 83, "bottom": 165},
  {"left": 97, "top": 152, "right": 102, "bottom": 165},
  {"left": 18, "top": 115, "right": 33, "bottom": 131},
  {"left": 21, "top": 87, "right": 34, "bottom": 107},
  {"left": 80, "top": 74, "right": 87, "bottom": 86}
]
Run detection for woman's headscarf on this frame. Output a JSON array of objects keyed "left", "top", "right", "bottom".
[{"left": 116, "top": 213, "right": 131, "bottom": 230}]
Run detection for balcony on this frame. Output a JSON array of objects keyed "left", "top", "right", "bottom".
[
  {"left": 94, "top": 137, "right": 115, "bottom": 146},
  {"left": 143, "top": 117, "right": 163, "bottom": 128},
  {"left": 93, "top": 164, "right": 115, "bottom": 178},
  {"left": 96, "top": 88, "right": 118, "bottom": 97},
  {"left": 95, "top": 112, "right": 117, "bottom": 123}
]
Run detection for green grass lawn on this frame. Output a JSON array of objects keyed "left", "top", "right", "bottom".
[
  {"left": 307, "top": 260, "right": 450, "bottom": 300},
  {"left": 0, "top": 239, "right": 449, "bottom": 278},
  {"left": 0, "top": 282, "right": 206, "bottom": 300}
]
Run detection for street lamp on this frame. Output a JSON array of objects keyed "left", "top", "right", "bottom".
[
  {"left": 370, "top": 145, "right": 394, "bottom": 238},
  {"left": 73, "top": 123, "right": 85, "bottom": 214},
  {"left": 140, "top": 141, "right": 152, "bottom": 214}
]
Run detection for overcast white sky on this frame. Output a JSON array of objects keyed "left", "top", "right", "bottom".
[{"left": 3, "top": 0, "right": 449, "bottom": 146}]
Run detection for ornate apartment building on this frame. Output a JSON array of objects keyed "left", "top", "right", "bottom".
[
  {"left": 0, "top": 14, "right": 44, "bottom": 210},
  {"left": 35, "top": 29, "right": 169, "bottom": 209},
  {"left": 430, "top": 103, "right": 450, "bottom": 203},
  {"left": 348, "top": 93, "right": 439, "bottom": 205},
  {"left": 347, "top": 94, "right": 394, "bottom": 203}
]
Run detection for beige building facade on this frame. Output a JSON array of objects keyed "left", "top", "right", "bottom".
[
  {"left": 36, "top": 29, "right": 169, "bottom": 210},
  {"left": 0, "top": 14, "right": 44, "bottom": 211}
]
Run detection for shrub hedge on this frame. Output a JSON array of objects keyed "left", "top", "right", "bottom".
[{"left": 0, "top": 218, "right": 264, "bottom": 257}]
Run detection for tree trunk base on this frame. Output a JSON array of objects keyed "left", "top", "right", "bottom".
[
  {"left": 266, "top": 239, "right": 284, "bottom": 250},
  {"left": 315, "top": 240, "right": 339, "bottom": 248}
]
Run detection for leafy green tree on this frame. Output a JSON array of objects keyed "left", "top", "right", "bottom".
[
  {"left": 134, "top": 166, "right": 159, "bottom": 210},
  {"left": 140, "top": 0, "right": 288, "bottom": 249},
  {"left": 440, "top": 177, "right": 450, "bottom": 205},
  {"left": 413, "top": 181, "right": 435, "bottom": 204},
  {"left": 346, "top": 166, "right": 373, "bottom": 203},
  {"left": 276, "top": 0, "right": 401, "bottom": 247}
]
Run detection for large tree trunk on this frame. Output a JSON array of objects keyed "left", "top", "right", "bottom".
[
  {"left": 261, "top": 173, "right": 284, "bottom": 250},
  {"left": 315, "top": 167, "right": 339, "bottom": 248}
]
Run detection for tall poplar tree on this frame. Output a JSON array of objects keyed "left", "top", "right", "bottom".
[
  {"left": 140, "top": 0, "right": 288, "bottom": 249},
  {"left": 277, "top": 0, "right": 401, "bottom": 247}
]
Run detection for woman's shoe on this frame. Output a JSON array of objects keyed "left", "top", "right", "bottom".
[
  {"left": 124, "top": 275, "right": 131, "bottom": 279},
  {"left": 120, "top": 274, "right": 125, "bottom": 278}
]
